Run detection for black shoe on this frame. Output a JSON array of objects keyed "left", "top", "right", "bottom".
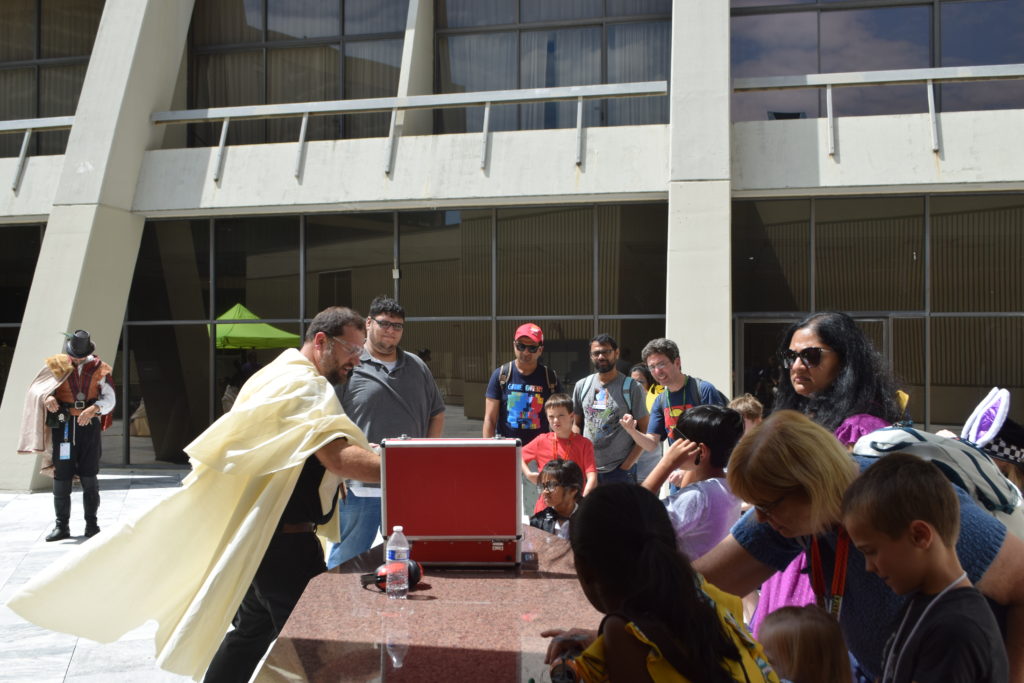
[
  {"left": 45, "top": 524, "right": 70, "bottom": 542},
  {"left": 84, "top": 524, "right": 100, "bottom": 538}
]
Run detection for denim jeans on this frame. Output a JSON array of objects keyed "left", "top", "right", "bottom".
[
  {"left": 597, "top": 464, "right": 637, "bottom": 486},
  {"left": 327, "top": 491, "right": 382, "bottom": 569}
]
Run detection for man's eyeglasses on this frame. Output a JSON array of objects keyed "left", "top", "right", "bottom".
[
  {"left": 515, "top": 342, "right": 540, "bottom": 353},
  {"left": 373, "top": 318, "right": 404, "bottom": 331},
  {"left": 538, "top": 481, "right": 564, "bottom": 492},
  {"left": 781, "top": 346, "right": 834, "bottom": 369},
  {"left": 590, "top": 348, "right": 614, "bottom": 358},
  {"left": 753, "top": 494, "right": 787, "bottom": 518},
  {"left": 647, "top": 361, "right": 669, "bottom": 373},
  {"left": 331, "top": 336, "right": 363, "bottom": 357}
]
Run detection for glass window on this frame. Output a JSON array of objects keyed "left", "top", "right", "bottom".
[
  {"left": 38, "top": 63, "right": 88, "bottom": 154},
  {"left": 931, "top": 317, "right": 1024, "bottom": 425},
  {"left": 267, "top": 0, "right": 338, "bottom": 40},
  {"left": 599, "top": 204, "right": 667, "bottom": 315},
  {"left": 437, "top": 33, "right": 517, "bottom": 133},
  {"left": 41, "top": 0, "right": 103, "bottom": 58},
  {"left": 497, "top": 206, "right": 594, "bottom": 317},
  {"left": 940, "top": 0, "right": 1024, "bottom": 112},
  {"left": 814, "top": 197, "right": 925, "bottom": 311},
  {"left": 608, "top": 0, "right": 672, "bottom": 14},
  {"left": 731, "top": 13, "right": 818, "bottom": 121},
  {"left": 267, "top": 46, "right": 340, "bottom": 143},
  {"left": 732, "top": 200, "right": 810, "bottom": 312},
  {"left": 345, "top": 0, "right": 409, "bottom": 35},
  {"left": 607, "top": 21, "right": 670, "bottom": 125},
  {"left": 521, "top": 0, "right": 603, "bottom": 23},
  {"left": 193, "top": 0, "right": 264, "bottom": 46},
  {"left": 520, "top": 27, "right": 602, "bottom": 129},
  {"left": 191, "top": 51, "right": 265, "bottom": 145},
  {"left": 0, "top": 67, "right": 35, "bottom": 157},
  {"left": 399, "top": 210, "right": 491, "bottom": 317},
  {"left": 893, "top": 316, "right": 924, "bottom": 423},
  {"left": 0, "top": 0, "right": 35, "bottom": 62},
  {"left": 402, "top": 320, "right": 490, "bottom": 410},
  {"left": 215, "top": 216, "right": 300, "bottom": 320},
  {"left": 129, "top": 221, "right": 211, "bottom": 321},
  {"left": 0, "top": 224, "right": 43, "bottom": 323},
  {"left": 931, "top": 195, "right": 1024, "bottom": 312},
  {"left": 436, "top": 0, "right": 515, "bottom": 29},
  {"left": 304, "top": 213, "right": 394, "bottom": 318},
  {"left": 820, "top": 6, "right": 931, "bottom": 117},
  {"left": 344, "top": 38, "right": 403, "bottom": 138}
]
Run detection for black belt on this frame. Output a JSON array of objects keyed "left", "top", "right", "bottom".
[
  {"left": 277, "top": 522, "right": 316, "bottom": 534},
  {"left": 60, "top": 399, "right": 97, "bottom": 411}
]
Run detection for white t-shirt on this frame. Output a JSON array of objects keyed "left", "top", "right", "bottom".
[{"left": 664, "top": 477, "right": 741, "bottom": 561}]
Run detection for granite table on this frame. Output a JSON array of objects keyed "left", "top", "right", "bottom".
[{"left": 254, "top": 527, "right": 601, "bottom": 682}]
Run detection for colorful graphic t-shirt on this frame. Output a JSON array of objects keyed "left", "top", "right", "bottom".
[
  {"left": 647, "top": 377, "right": 728, "bottom": 444},
  {"left": 485, "top": 363, "right": 563, "bottom": 445}
]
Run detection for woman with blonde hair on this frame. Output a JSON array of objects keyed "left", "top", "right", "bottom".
[{"left": 693, "top": 410, "right": 1024, "bottom": 682}]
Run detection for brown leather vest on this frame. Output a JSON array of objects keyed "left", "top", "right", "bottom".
[{"left": 53, "top": 357, "right": 108, "bottom": 416}]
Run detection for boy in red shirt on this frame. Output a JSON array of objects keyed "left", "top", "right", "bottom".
[{"left": 521, "top": 393, "right": 597, "bottom": 514}]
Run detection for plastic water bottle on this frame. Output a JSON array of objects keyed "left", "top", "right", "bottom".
[{"left": 386, "top": 525, "right": 410, "bottom": 599}]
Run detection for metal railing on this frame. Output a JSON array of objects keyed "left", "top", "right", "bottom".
[
  {"left": 0, "top": 115, "right": 74, "bottom": 193},
  {"left": 150, "top": 81, "right": 669, "bottom": 180},
  {"left": 734, "top": 63, "right": 1024, "bottom": 156}
]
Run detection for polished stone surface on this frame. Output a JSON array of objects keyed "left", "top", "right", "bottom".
[{"left": 257, "top": 527, "right": 599, "bottom": 682}]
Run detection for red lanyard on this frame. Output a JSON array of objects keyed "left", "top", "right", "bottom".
[
  {"left": 551, "top": 434, "right": 568, "bottom": 461},
  {"left": 810, "top": 526, "right": 850, "bottom": 619}
]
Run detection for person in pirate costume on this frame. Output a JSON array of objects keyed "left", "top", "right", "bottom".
[{"left": 31, "top": 330, "right": 115, "bottom": 541}]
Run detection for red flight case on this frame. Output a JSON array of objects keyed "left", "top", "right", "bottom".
[{"left": 380, "top": 437, "right": 523, "bottom": 566}]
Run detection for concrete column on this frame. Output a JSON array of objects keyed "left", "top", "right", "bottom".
[
  {"left": 665, "top": 0, "right": 733, "bottom": 393},
  {"left": 395, "top": 0, "right": 435, "bottom": 136},
  {"left": 0, "top": 0, "right": 194, "bottom": 490}
]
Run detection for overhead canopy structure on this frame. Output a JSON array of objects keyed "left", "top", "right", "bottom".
[{"left": 213, "top": 303, "right": 301, "bottom": 349}]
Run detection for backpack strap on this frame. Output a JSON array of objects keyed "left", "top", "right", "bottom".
[
  {"left": 622, "top": 375, "right": 633, "bottom": 414},
  {"left": 498, "top": 361, "right": 512, "bottom": 390},
  {"left": 543, "top": 364, "right": 557, "bottom": 395}
]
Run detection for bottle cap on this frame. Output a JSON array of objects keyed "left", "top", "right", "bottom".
[{"left": 394, "top": 525, "right": 403, "bottom": 532}]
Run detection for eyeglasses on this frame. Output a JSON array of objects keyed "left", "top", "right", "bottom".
[
  {"left": 647, "top": 361, "right": 669, "bottom": 373},
  {"left": 590, "top": 348, "right": 614, "bottom": 358},
  {"left": 753, "top": 494, "right": 788, "bottom": 518},
  {"left": 372, "top": 318, "right": 405, "bottom": 331},
  {"left": 515, "top": 342, "right": 540, "bottom": 353},
  {"left": 781, "top": 347, "right": 834, "bottom": 369},
  {"left": 330, "top": 336, "right": 363, "bottom": 357},
  {"left": 538, "top": 481, "right": 564, "bottom": 492}
]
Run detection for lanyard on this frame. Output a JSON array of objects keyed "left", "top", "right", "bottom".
[
  {"left": 881, "top": 572, "right": 967, "bottom": 683},
  {"left": 810, "top": 526, "right": 850, "bottom": 619},
  {"left": 551, "top": 434, "right": 568, "bottom": 461}
]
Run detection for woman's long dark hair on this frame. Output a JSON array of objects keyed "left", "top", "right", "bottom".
[
  {"left": 773, "top": 311, "right": 901, "bottom": 432},
  {"left": 570, "top": 485, "right": 742, "bottom": 683}
]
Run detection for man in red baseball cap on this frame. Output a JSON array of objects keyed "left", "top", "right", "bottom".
[{"left": 483, "top": 323, "right": 563, "bottom": 446}]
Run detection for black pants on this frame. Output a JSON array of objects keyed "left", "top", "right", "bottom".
[
  {"left": 203, "top": 531, "right": 326, "bottom": 683},
  {"left": 51, "top": 417, "right": 101, "bottom": 480}
]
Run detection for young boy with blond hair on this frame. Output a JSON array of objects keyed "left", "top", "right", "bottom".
[{"left": 841, "top": 452, "right": 1008, "bottom": 683}]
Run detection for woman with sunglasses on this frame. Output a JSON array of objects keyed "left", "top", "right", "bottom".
[
  {"left": 774, "top": 311, "right": 903, "bottom": 445},
  {"left": 693, "top": 411, "right": 1024, "bottom": 682}
]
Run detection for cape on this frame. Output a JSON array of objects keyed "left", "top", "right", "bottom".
[
  {"left": 17, "top": 355, "right": 74, "bottom": 455},
  {"left": 6, "top": 348, "right": 371, "bottom": 680}
]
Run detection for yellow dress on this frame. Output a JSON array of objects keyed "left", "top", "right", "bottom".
[
  {"left": 7, "top": 348, "right": 370, "bottom": 680},
  {"left": 569, "top": 579, "right": 780, "bottom": 683}
]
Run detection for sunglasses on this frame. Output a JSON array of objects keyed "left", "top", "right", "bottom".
[
  {"left": 781, "top": 346, "right": 834, "bottom": 369},
  {"left": 515, "top": 342, "right": 540, "bottom": 353},
  {"left": 372, "top": 318, "right": 404, "bottom": 331}
]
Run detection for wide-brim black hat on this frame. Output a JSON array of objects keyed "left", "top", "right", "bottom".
[{"left": 64, "top": 329, "right": 95, "bottom": 358}]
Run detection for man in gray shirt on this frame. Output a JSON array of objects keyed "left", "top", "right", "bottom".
[
  {"left": 327, "top": 296, "right": 445, "bottom": 569},
  {"left": 573, "top": 333, "right": 648, "bottom": 485}
]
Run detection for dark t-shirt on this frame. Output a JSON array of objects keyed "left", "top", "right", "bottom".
[
  {"left": 485, "top": 362, "right": 562, "bottom": 445},
  {"left": 647, "top": 376, "right": 728, "bottom": 444},
  {"left": 279, "top": 456, "right": 335, "bottom": 525},
  {"left": 883, "top": 586, "right": 1008, "bottom": 683}
]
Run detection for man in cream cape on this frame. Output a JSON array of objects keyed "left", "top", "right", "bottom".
[{"left": 8, "top": 307, "right": 381, "bottom": 682}]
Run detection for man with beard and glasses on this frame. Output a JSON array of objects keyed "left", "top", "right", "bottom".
[
  {"left": 484, "top": 322, "right": 563, "bottom": 446},
  {"left": 327, "top": 296, "right": 445, "bottom": 569},
  {"left": 9, "top": 307, "right": 381, "bottom": 683},
  {"left": 573, "top": 334, "right": 649, "bottom": 485}
]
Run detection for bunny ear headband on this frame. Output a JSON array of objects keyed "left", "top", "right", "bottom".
[{"left": 962, "top": 387, "right": 1024, "bottom": 465}]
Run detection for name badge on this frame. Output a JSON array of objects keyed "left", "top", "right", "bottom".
[
  {"left": 593, "top": 388, "right": 608, "bottom": 410},
  {"left": 59, "top": 442, "right": 71, "bottom": 460}
]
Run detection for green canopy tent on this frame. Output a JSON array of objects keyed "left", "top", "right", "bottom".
[{"left": 212, "top": 303, "right": 301, "bottom": 349}]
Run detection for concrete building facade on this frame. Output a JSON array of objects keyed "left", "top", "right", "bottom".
[{"left": 1, "top": 0, "right": 1022, "bottom": 489}]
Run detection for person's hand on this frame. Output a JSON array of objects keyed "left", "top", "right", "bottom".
[
  {"left": 665, "top": 437, "right": 700, "bottom": 467},
  {"left": 619, "top": 414, "right": 637, "bottom": 432},
  {"left": 541, "top": 628, "right": 597, "bottom": 664},
  {"left": 667, "top": 469, "right": 686, "bottom": 487},
  {"left": 43, "top": 396, "right": 58, "bottom": 413},
  {"left": 77, "top": 405, "right": 101, "bottom": 426}
]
